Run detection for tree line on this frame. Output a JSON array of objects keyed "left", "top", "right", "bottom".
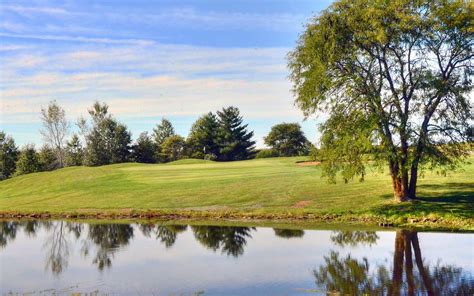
[{"left": 0, "top": 101, "right": 311, "bottom": 180}]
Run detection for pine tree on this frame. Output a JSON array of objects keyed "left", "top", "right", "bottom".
[
  {"left": 15, "top": 144, "right": 42, "bottom": 175},
  {"left": 65, "top": 134, "right": 84, "bottom": 166},
  {"left": 0, "top": 131, "right": 19, "bottom": 180},
  {"left": 216, "top": 107, "right": 255, "bottom": 161},
  {"left": 132, "top": 132, "right": 156, "bottom": 163}
]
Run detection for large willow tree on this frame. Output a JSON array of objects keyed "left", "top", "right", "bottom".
[{"left": 288, "top": 0, "right": 473, "bottom": 201}]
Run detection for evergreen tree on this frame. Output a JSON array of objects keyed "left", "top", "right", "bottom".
[
  {"left": 132, "top": 132, "right": 156, "bottom": 163},
  {"left": 15, "top": 145, "right": 41, "bottom": 175},
  {"left": 84, "top": 102, "right": 132, "bottom": 166},
  {"left": 38, "top": 145, "right": 58, "bottom": 171},
  {"left": 216, "top": 107, "right": 255, "bottom": 161},
  {"left": 0, "top": 131, "right": 19, "bottom": 180},
  {"left": 65, "top": 134, "right": 83, "bottom": 166},
  {"left": 153, "top": 118, "right": 175, "bottom": 146},
  {"left": 187, "top": 112, "right": 220, "bottom": 159}
]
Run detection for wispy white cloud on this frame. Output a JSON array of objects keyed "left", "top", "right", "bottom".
[
  {"left": 0, "top": 5, "right": 68, "bottom": 15},
  {"left": 0, "top": 32, "right": 155, "bottom": 45},
  {"left": 1, "top": 41, "right": 297, "bottom": 127}
]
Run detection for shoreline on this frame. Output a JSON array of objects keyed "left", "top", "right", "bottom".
[{"left": 1, "top": 209, "right": 472, "bottom": 231}]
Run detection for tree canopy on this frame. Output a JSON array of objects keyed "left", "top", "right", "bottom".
[
  {"left": 264, "top": 123, "right": 309, "bottom": 156},
  {"left": 0, "top": 131, "right": 19, "bottom": 180},
  {"left": 288, "top": 0, "right": 473, "bottom": 201}
]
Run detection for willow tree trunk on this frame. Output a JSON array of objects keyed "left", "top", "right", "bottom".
[{"left": 389, "top": 161, "right": 411, "bottom": 202}]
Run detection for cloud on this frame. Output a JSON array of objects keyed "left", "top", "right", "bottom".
[
  {"left": 0, "top": 32, "right": 155, "bottom": 46},
  {"left": 0, "top": 40, "right": 298, "bottom": 128},
  {"left": 0, "top": 5, "right": 68, "bottom": 16}
]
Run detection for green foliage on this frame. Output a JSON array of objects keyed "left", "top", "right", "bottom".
[
  {"left": 0, "top": 131, "right": 19, "bottom": 180},
  {"left": 38, "top": 145, "right": 59, "bottom": 171},
  {"left": 264, "top": 123, "right": 309, "bottom": 156},
  {"left": 255, "top": 149, "right": 279, "bottom": 159},
  {"left": 217, "top": 106, "right": 256, "bottom": 161},
  {"left": 186, "top": 112, "right": 220, "bottom": 159},
  {"left": 1, "top": 156, "right": 472, "bottom": 229},
  {"left": 132, "top": 132, "right": 156, "bottom": 163},
  {"left": 153, "top": 118, "right": 175, "bottom": 146},
  {"left": 288, "top": 0, "right": 473, "bottom": 199},
  {"left": 319, "top": 108, "right": 378, "bottom": 183},
  {"left": 308, "top": 145, "right": 319, "bottom": 161},
  {"left": 84, "top": 102, "right": 132, "bottom": 166},
  {"left": 65, "top": 134, "right": 84, "bottom": 166},
  {"left": 15, "top": 145, "right": 42, "bottom": 176},
  {"left": 161, "top": 135, "right": 186, "bottom": 162}
]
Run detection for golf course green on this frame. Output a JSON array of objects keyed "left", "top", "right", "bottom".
[{"left": 0, "top": 157, "right": 472, "bottom": 229}]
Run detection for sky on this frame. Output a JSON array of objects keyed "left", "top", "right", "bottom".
[{"left": 0, "top": 0, "right": 334, "bottom": 147}]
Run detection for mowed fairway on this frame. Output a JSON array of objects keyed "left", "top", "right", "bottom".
[{"left": 0, "top": 157, "right": 473, "bottom": 219}]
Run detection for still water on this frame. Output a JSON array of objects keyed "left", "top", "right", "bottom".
[{"left": 0, "top": 221, "right": 473, "bottom": 295}]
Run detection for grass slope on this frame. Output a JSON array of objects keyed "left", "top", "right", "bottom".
[{"left": 0, "top": 157, "right": 472, "bottom": 229}]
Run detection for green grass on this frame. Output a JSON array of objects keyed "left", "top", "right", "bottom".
[{"left": 0, "top": 157, "right": 472, "bottom": 229}]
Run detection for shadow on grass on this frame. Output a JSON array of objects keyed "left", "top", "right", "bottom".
[{"left": 371, "top": 182, "right": 474, "bottom": 218}]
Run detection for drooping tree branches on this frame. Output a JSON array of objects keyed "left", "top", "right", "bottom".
[{"left": 288, "top": 0, "right": 473, "bottom": 201}]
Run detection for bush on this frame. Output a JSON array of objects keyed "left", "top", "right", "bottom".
[{"left": 255, "top": 149, "right": 279, "bottom": 159}]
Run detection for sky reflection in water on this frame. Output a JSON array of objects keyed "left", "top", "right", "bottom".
[{"left": 0, "top": 221, "right": 473, "bottom": 295}]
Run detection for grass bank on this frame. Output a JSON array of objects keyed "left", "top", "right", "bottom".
[{"left": 0, "top": 157, "right": 472, "bottom": 230}]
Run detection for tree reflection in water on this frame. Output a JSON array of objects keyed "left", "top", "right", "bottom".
[
  {"left": 43, "top": 221, "right": 82, "bottom": 275},
  {"left": 0, "top": 221, "right": 19, "bottom": 248},
  {"left": 330, "top": 230, "right": 379, "bottom": 247},
  {"left": 191, "top": 225, "right": 255, "bottom": 257},
  {"left": 85, "top": 224, "right": 134, "bottom": 270},
  {"left": 315, "top": 230, "right": 474, "bottom": 295},
  {"left": 139, "top": 223, "right": 187, "bottom": 248},
  {"left": 1, "top": 220, "right": 473, "bottom": 293},
  {"left": 273, "top": 228, "right": 305, "bottom": 239}
]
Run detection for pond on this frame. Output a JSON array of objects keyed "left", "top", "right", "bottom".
[{"left": 0, "top": 221, "right": 473, "bottom": 295}]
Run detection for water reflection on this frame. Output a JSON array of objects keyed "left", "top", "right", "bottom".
[
  {"left": 273, "top": 228, "right": 305, "bottom": 239},
  {"left": 1, "top": 221, "right": 473, "bottom": 295},
  {"left": 191, "top": 225, "right": 255, "bottom": 257},
  {"left": 139, "top": 223, "right": 187, "bottom": 248},
  {"left": 315, "top": 230, "right": 474, "bottom": 295}
]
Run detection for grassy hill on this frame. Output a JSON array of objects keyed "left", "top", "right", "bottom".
[{"left": 0, "top": 157, "right": 472, "bottom": 229}]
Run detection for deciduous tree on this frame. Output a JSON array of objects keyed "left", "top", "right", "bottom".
[
  {"left": 40, "top": 101, "right": 69, "bottom": 168},
  {"left": 288, "top": 0, "right": 473, "bottom": 201},
  {"left": 264, "top": 123, "right": 309, "bottom": 156}
]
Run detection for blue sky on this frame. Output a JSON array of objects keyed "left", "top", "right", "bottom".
[{"left": 0, "top": 0, "right": 333, "bottom": 147}]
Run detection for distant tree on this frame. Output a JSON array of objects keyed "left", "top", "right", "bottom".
[
  {"left": 161, "top": 135, "right": 186, "bottom": 162},
  {"left": 187, "top": 113, "right": 220, "bottom": 159},
  {"left": 65, "top": 134, "right": 83, "bottom": 166},
  {"left": 288, "top": 0, "right": 473, "bottom": 201},
  {"left": 0, "top": 131, "right": 19, "bottom": 180},
  {"left": 273, "top": 228, "right": 305, "bottom": 239},
  {"left": 110, "top": 123, "right": 132, "bottom": 163},
  {"left": 40, "top": 101, "right": 69, "bottom": 168},
  {"left": 153, "top": 118, "right": 176, "bottom": 162},
  {"left": 153, "top": 118, "right": 175, "bottom": 146},
  {"left": 38, "top": 145, "right": 58, "bottom": 171},
  {"left": 15, "top": 144, "right": 41, "bottom": 175},
  {"left": 83, "top": 102, "right": 132, "bottom": 166},
  {"left": 132, "top": 132, "right": 156, "bottom": 163},
  {"left": 216, "top": 107, "right": 256, "bottom": 161},
  {"left": 255, "top": 149, "right": 279, "bottom": 159},
  {"left": 264, "top": 123, "right": 309, "bottom": 156}
]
